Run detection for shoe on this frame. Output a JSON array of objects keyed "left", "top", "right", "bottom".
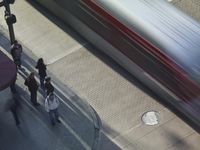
[
  {"left": 17, "top": 65, "right": 22, "bottom": 69},
  {"left": 34, "top": 103, "right": 40, "bottom": 106},
  {"left": 56, "top": 119, "right": 61, "bottom": 123}
]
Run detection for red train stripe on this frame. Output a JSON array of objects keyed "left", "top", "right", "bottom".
[{"left": 82, "top": 0, "right": 200, "bottom": 100}]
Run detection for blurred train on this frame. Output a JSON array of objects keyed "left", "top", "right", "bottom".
[{"left": 36, "top": 0, "right": 200, "bottom": 126}]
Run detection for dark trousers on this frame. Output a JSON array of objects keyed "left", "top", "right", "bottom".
[
  {"left": 14, "top": 58, "right": 21, "bottom": 68},
  {"left": 11, "top": 106, "right": 20, "bottom": 125},
  {"left": 49, "top": 109, "right": 59, "bottom": 124},
  {"left": 30, "top": 90, "right": 37, "bottom": 105},
  {"left": 40, "top": 76, "right": 45, "bottom": 89},
  {"left": 10, "top": 83, "right": 17, "bottom": 93},
  {"left": 10, "top": 76, "right": 17, "bottom": 93}
]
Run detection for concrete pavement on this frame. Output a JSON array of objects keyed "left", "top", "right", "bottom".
[
  {"left": 0, "top": 0, "right": 200, "bottom": 150},
  {"left": 0, "top": 39, "right": 100, "bottom": 149},
  {"left": 172, "top": 0, "right": 200, "bottom": 22}
]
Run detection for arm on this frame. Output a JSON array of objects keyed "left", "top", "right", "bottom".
[{"left": 55, "top": 96, "right": 60, "bottom": 106}]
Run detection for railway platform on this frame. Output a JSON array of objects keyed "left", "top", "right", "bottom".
[
  {"left": 0, "top": 41, "right": 99, "bottom": 150},
  {"left": 0, "top": 0, "right": 200, "bottom": 150}
]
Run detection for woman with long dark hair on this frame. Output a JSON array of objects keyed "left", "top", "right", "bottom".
[{"left": 35, "top": 58, "right": 47, "bottom": 89}]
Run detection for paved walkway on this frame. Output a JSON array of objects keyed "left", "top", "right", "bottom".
[
  {"left": 172, "top": 0, "right": 200, "bottom": 22},
  {"left": 0, "top": 44, "right": 99, "bottom": 150},
  {"left": 0, "top": 1, "right": 200, "bottom": 150}
]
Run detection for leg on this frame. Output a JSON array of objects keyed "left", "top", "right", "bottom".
[
  {"left": 11, "top": 107, "right": 20, "bottom": 125},
  {"left": 40, "top": 77, "right": 45, "bottom": 89},
  {"left": 17, "top": 59, "right": 21, "bottom": 68},
  {"left": 10, "top": 76, "right": 17, "bottom": 93},
  {"left": 15, "top": 59, "right": 21, "bottom": 68},
  {"left": 54, "top": 109, "right": 61, "bottom": 123},
  {"left": 31, "top": 91, "right": 39, "bottom": 106},
  {"left": 10, "top": 83, "right": 16, "bottom": 93},
  {"left": 30, "top": 91, "right": 34, "bottom": 104},
  {"left": 49, "top": 110, "right": 55, "bottom": 125}
]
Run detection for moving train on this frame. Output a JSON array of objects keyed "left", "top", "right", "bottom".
[{"left": 36, "top": 0, "right": 200, "bottom": 126}]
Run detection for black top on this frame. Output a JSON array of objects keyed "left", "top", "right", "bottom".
[
  {"left": 24, "top": 77, "right": 38, "bottom": 92},
  {"left": 44, "top": 82, "right": 54, "bottom": 96},
  {"left": 36, "top": 63, "right": 47, "bottom": 78}
]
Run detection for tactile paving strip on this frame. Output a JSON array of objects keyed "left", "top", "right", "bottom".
[
  {"left": 49, "top": 45, "right": 170, "bottom": 137},
  {"left": 171, "top": 0, "right": 200, "bottom": 22}
]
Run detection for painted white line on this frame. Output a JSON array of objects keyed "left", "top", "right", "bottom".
[
  {"left": 60, "top": 117, "right": 91, "bottom": 150},
  {"left": 54, "top": 89, "right": 94, "bottom": 123}
]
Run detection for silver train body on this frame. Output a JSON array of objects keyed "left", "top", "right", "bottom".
[{"left": 35, "top": 0, "right": 200, "bottom": 127}]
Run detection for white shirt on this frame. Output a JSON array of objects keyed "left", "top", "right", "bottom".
[{"left": 45, "top": 94, "right": 59, "bottom": 112}]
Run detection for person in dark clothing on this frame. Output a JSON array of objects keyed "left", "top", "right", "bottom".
[
  {"left": 24, "top": 72, "right": 40, "bottom": 106},
  {"left": 35, "top": 58, "right": 47, "bottom": 89},
  {"left": 11, "top": 92, "right": 20, "bottom": 126},
  {"left": 44, "top": 77, "right": 54, "bottom": 97},
  {"left": 6, "top": 92, "right": 20, "bottom": 126},
  {"left": 10, "top": 40, "right": 22, "bottom": 69},
  {"left": 10, "top": 74, "right": 17, "bottom": 93}
]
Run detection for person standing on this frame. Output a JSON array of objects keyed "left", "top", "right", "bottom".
[
  {"left": 35, "top": 58, "right": 47, "bottom": 89},
  {"left": 24, "top": 72, "right": 40, "bottom": 106},
  {"left": 6, "top": 92, "right": 20, "bottom": 126},
  {"left": 10, "top": 74, "right": 17, "bottom": 93},
  {"left": 44, "top": 77, "right": 54, "bottom": 96},
  {"left": 45, "top": 92, "right": 61, "bottom": 126},
  {"left": 10, "top": 40, "right": 22, "bottom": 69}
]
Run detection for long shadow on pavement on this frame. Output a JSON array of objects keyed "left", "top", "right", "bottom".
[{"left": 0, "top": 34, "right": 99, "bottom": 150}]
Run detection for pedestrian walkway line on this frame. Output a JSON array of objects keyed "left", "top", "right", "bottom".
[
  {"left": 53, "top": 84, "right": 94, "bottom": 123},
  {"left": 0, "top": 45, "right": 11, "bottom": 58},
  {"left": 110, "top": 123, "right": 142, "bottom": 147},
  {"left": 19, "top": 64, "right": 96, "bottom": 125},
  {"left": 60, "top": 117, "right": 91, "bottom": 150},
  {"left": 17, "top": 66, "right": 98, "bottom": 150},
  {"left": 18, "top": 94, "right": 74, "bottom": 149},
  {"left": 18, "top": 60, "right": 98, "bottom": 127},
  {"left": 0, "top": 35, "right": 100, "bottom": 150},
  {"left": 0, "top": 31, "right": 98, "bottom": 129},
  {"left": 46, "top": 42, "right": 88, "bottom": 65},
  {"left": 18, "top": 80, "right": 91, "bottom": 150}
]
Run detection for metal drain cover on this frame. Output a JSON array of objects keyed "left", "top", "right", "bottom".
[{"left": 142, "top": 111, "right": 159, "bottom": 125}]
